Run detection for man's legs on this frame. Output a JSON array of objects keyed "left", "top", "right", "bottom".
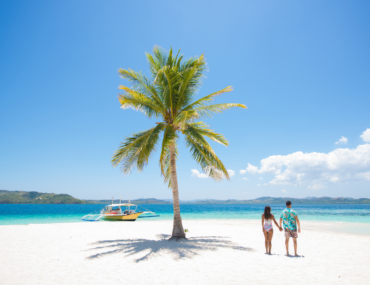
[
  {"left": 293, "top": 238, "right": 298, "bottom": 256},
  {"left": 285, "top": 237, "right": 290, "bottom": 255}
]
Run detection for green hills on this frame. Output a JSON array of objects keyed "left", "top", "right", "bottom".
[
  {"left": 1, "top": 190, "right": 369, "bottom": 204},
  {"left": 84, "top": 198, "right": 170, "bottom": 204},
  {"left": 0, "top": 190, "right": 85, "bottom": 204},
  {"left": 181, "top": 196, "right": 370, "bottom": 204}
]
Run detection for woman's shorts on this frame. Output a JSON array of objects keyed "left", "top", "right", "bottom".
[{"left": 284, "top": 229, "right": 298, "bottom": 238}]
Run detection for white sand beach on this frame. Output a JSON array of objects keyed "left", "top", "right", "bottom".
[{"left": 1, "top": 219, "right": 370, "bottom": 285}]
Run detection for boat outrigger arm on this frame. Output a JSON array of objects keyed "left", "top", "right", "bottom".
[
  {"left": 81, "top": 213, "right": 104, "bottom": 221},
  {"left": 138, "top": 210, "right": 160, "bottom": 218}
]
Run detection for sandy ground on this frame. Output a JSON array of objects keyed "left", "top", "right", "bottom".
[{"left": 1, "top": 219, "right": 370, "bottom": 285}]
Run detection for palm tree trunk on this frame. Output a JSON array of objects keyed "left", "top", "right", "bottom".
[{"left": 169, "top": 144, "right": 186, "bottom": 239}]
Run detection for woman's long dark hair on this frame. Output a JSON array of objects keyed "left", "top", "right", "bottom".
[{"left": 264, "top": 205, "right": 272, "bottom": 220}]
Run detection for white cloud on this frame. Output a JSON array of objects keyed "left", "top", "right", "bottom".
[
  {"left": 361, "top": 128, "right": 370, "bottom": 142},
  {"left": 191, "top": 169, "right": 235, "bottom": 179},
  {"left": 358, "top": 171, "right": 370, "bottom": 180},
  {"left": 248, "top": 142, "right": 370, "bottom": 189},
  {"left": 257, "top": 183, "right": 261, "bottom": 186},
  {"left": 191, "top": 169, "right": 208, "bottom": 179},
  {"left": 263, "top": 183, "right": 268, "bottom": 186},
  {"left": 259, "top": 177, "right": 263, "bottom": 180},
  {"left": 227, "top": 169, "right": 235, "bottom": 177},
  {"left": 242, "top": 177, "right": 249, "bottom": 180},
  {"left": 281, "top": 189, "right": 288, "bottom": 193},
  {"left": 308, "top": 183, "right": 325, "bottom": 190},
  {"left": 239, "top": 170, "right": 247, "bottom": 175},
  {"left": 335, "top": 136, "right": 348, "bottom": 145},
  {"left": 246, "top": 163, "right": 259, "bottom": 174}
]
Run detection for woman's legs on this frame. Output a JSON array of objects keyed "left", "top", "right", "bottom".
[
  {"left": 263, "top": 230, "right": 268, "bottom": 253},
  {"left": 267, "top": 229, "right": 273, "bottom": 254}
]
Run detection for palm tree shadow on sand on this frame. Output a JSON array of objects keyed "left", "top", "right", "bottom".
[{"left": 86, "top": 234, "right": 253, "bottom": 262}]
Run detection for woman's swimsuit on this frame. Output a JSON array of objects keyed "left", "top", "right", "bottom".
[{"left": 264, "top": 219, "right": 273, "bottom": 232}]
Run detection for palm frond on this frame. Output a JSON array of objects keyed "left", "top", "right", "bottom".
[
  {"left": 118, "top": 68, "right": 165, "bottom": 108},
  {"left": 181, "top": 86, "right": 233, "bottom": 112},
  {"left": 184, "top": 126, "right": 229, "bottom": 181},
  {"left": 176, "top": 66, "right": 199, "bottom": 109},
  {"left": 145, "top": 52, "right": 161, "bottom": 77},
  {"left": 112, "top": 123, "right": 165, "bottom": 174},
  {"left": 186, "top": 122, "right": 228, "bottom": 146},
  {"left": 191, "top": 103, "right": 247, "bottom": 118},
  {"left": 181, "top": 53, "right": 206, "bottom": 71},
  {"left": 175, "top": 54, "right": 207, "bottom": 109},
  {"left": 155, "top": 65, "right": 183, "bottom": 114},
  {"left": 162, "top": 66, "right": 175, "bottom": 116},
  {"left": 118, "top": 86, "right": 164, "bottom": 117},
  {"left": 174, "top": 49, "right": 181, "bottom": 66},
  {"left": 174, "top": 110, "right": 198, "bottom": 127},
  {"left": 152, "top": 46, "right": 168, "bottom": 70}
]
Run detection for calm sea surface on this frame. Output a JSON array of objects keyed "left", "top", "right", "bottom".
[{"left": 1, "top": 204, "right": 370, "bottom": 225}]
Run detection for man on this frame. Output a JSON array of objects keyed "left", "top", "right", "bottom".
[{"left": 280, "top": 201, "right": 301, "bottom": 256}]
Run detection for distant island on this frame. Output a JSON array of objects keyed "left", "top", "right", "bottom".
[
  {"left": 0, "top": 190, "right": 85, "bottom": 204},
  {"left": 178, "top": 196, "right": 370, "bottom": 205},
  {"left": 86, "top": 196, "right": 370, "bottom": 204},
  {"left": 85, "top": 198, "right": 170, "bottom": 205},
  {"left": 1, "top": 190, "right": 370, "bottom": 204}
]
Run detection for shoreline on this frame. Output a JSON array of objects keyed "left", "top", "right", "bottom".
[{"left": 2, "top": 218, "right": 370, "bottom": 237}]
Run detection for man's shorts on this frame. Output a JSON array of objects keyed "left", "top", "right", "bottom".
[{"left": 284, "top": 229, "right": 298, "bottom": 238}]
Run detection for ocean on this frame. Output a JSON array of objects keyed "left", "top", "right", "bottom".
[{"left": 1, "top": 204, "right": 370, "bottom": 224}]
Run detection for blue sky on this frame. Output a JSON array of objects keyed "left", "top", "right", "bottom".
[{"left": 1, "top": 0, "right": 369, "bottom": 200}]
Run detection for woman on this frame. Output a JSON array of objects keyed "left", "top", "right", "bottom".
[{"left": 262, "top": 205, "right": 281, "bottom": 254}]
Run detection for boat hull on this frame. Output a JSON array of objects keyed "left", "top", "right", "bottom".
[{"left": 102, "top": 212, "right": 142, "bottom": 221}]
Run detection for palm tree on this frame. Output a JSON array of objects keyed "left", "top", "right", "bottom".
[{"left": 112, "top": 46, "right": 246, "bottom": 240}]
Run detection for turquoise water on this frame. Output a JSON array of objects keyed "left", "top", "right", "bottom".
[{"left": 1, "top": 204, "right": 370, "bottom": 225}]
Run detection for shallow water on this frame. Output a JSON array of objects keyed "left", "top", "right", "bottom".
[{"left": 1, "top": 204, "right": 370, "bottom": 225}]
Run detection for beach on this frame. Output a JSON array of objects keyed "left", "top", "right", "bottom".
[{"left": 1, "top": 219, "right": 369, "bottom": 285}]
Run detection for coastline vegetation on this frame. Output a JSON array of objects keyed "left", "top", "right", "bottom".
[
  {"left": 0, "top": 190, "right": 85, "bottom": 204},
  {"left": 180, "top": 197, "right": 370, "bottom": 205}
]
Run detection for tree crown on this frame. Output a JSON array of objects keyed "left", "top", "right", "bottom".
[{"left": 112, "top": 46, "right": 246, "bottom": 186}]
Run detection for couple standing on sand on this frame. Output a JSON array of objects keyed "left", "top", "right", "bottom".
[{"left": 261, "top": 201, "right": 301, "bottom": 256}]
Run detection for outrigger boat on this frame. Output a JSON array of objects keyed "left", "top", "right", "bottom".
[
  {"left": 82, "top": 203, "right": 143, "bottom": 222},
  {"left": 81, "top": 200, "right": 159, "bottom": 222}
]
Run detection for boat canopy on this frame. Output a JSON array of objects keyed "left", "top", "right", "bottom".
[{"left": 108, "top": 203, "right": 137, "bottom": 207}]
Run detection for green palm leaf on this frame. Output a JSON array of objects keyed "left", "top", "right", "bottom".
[
  {"left": 184, "top": 124, "right": 229, "bottom": 180},
  {"left": 118, "top": 68, "right": 165, "bottom": 107},
  {"left": 118, "top": 85, "right": 164, "bottom": 117},
  {"left": 181, "top": 86, "right": 233, "bottom": 112},
  {"left": 185, "top": 133, "right": 229, "bottom": 181},
  {"left": 191, "top": 103, "right": 247, "bottom": 118},
  {"left": 112, "top": 123, "right": 165, "bottom": 174},
  {"left": 186, "top": 122, "right": 229, "bottom": 146},
  {"left": 176, "top": 54, "right": 207, "bottom": 108}
]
